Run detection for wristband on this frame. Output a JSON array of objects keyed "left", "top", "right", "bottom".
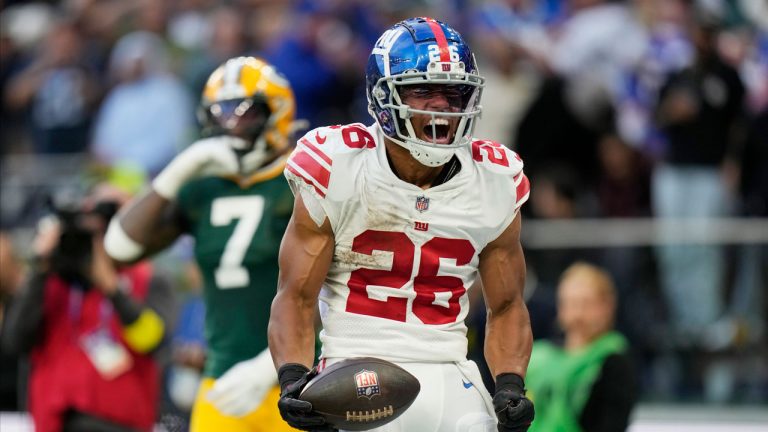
[
  {"left": 104, "top": 219, "right": 145, "bottom": 262},
  {"left": 278, "top": 363, "right": 311, "bottom": 393},
  {"left": 495, "top": 373, "right": 526, "bottom": 394}
]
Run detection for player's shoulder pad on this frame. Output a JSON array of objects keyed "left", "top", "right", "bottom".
[
  {"left": 469, "top": 139, "right": 530, "bottom": 205},
  {"left": 470, "top": 139, "right": 523, "bottom": 175},
  {"left": 285, "top": 123, "right": 376, "bottom": 198}
]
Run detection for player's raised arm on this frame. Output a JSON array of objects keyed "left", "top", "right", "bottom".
[
  {"left": 104, "top": 136, "right": 240, "bottom": 264},
  {"left": 269, "top": 192, "right": 334, "bottom": 369},
  {"left": 479, "top": 212, "right": 535, "bottom": 431},
  {"left": 104, "top": 189, "right": 185, "bottom": 264}
]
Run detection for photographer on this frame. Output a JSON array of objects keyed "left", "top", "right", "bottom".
[{"left": 1, "top": 186, "right": 174, "bottom": 432}]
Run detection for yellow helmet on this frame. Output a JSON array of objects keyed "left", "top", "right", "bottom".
[{"left": 199, "top": 56, "right": 296, "bottom": 170}]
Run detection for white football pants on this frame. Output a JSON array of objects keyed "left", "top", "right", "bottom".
[{"left": 324, "top": 359, "right": 496, "bottom": 432}]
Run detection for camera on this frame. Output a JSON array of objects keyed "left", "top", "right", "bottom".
[{"left": 50, "top": 200, "right": 119, "bottom": 285}]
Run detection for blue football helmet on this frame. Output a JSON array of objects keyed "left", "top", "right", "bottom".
[{"left": 366, "top": 17, "right": 485, "bottom": 167}]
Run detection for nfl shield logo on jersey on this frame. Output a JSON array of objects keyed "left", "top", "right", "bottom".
[
  {"left": 355, "top": 369, "right": 380, "bottom": 399},
  {"left": 415, "top": 196, "right": 430, "bottom": 213}
]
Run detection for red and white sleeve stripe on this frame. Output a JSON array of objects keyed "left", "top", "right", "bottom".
[
  {"left": 513, "top": 172, "right": 530, "bottom": 211},
  {"left": 286, "top": 138, "right": 333, "bottom": 198}
]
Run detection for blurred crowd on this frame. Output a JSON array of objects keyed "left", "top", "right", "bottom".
[{"left": 0, "top": 0, "right": 766, "bottom": 425}]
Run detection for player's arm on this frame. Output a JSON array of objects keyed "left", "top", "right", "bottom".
[
  {"left": 105, "top": 190, "right": 187, "bottom": 264},
  {"left": 479, "top": 212, "right": 535, "bottom": 431},
  {"left": 105, "top": 137, "right": 239, "bottom": 263},
  {"left": 480, "top": 212, "right": 531, "bottom": 377},
  {"left": 269, "top": 192, "right": 334, "bottom": 369},
  {"left": 269, "top": 192, "right": 334, "bottom": 430}
]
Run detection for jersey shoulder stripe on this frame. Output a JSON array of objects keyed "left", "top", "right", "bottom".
[
  {"left": 469, "top": 138, "right": 529, "bottom": 213},
  {"left": 285, "top": 123, "right": 376, "bottom": 199},
  {"left": 470, "top": 139, "right": 524, "bottom": 176},
  {"left": 514, "top": 172, "right": 530, "bottom": 211},
  {"left": 286, "top": 133, "right": 334, "bottom": 197},
  {"left": 300, "top": 137, "right": 332, "bottom": 165}
]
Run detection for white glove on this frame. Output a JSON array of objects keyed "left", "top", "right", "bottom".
[
  {"left": 206, "top": 348, "right": 278, "bottom": 417},
  {"left": 152, "top": 136, "right": 245, "bottom": 199}
]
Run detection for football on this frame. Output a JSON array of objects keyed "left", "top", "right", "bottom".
[{"left": 299, "top": 357, "right": 421, "bottom": 431}]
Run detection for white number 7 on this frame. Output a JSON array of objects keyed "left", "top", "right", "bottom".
[{"left": 211, "top": 196, "right": 265, "bottom": 289}]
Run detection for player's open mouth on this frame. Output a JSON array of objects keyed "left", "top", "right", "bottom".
[{"left": 422, "top": 118, "right": 452, "bottom": 144}]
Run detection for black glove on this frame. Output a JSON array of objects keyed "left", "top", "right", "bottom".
[
  {"left": 277, "top": 363, "right": 336, "bottom": 432},
  {"left": 493, "top": 373, "right": 535, "bottom": 432}
]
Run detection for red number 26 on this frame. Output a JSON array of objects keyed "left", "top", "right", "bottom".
[{"left": 345, "top": 230, "right": 475, "bottom": 325}]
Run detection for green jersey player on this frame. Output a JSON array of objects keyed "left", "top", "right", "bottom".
[{"left": 105, "top": 56, "right": 300, "bottom": 432}]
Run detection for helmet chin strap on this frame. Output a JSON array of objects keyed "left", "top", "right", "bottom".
[
  {"left": 384, "top": 130, "right": 457, "bottom": 167},
  {"left": 405, "top": 142, "right": 456, "bottom": 167}
]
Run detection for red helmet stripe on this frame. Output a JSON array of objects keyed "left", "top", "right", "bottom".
[{"left": 424, "top": 17, "right": 450, "bottom": 62}]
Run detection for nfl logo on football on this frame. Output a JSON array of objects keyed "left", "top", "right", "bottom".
[
  {"left": 415, "top": 196, "right": 430, "bottom": 213},
  {"left": 354, "top": 369, "right": 380, "bottom": 399}
]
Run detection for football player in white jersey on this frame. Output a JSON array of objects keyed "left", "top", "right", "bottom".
[{"left": 269, "top": 17, "right": 534, "bottom": 432}]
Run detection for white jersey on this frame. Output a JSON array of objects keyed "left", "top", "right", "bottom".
[{"left": 284, "top": 123, "right": 530, "bottom": 363}]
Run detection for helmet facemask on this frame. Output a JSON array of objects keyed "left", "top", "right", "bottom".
[
  {"left": 371, "top": 60, "right": 485, "bottom": 167},
  {"left": 200, "top": 96, "right": 275, "bottom": 172}
]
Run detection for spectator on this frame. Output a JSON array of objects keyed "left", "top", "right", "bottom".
[
  {"left": 1, "top": 187, "right": 175, "bottom": 432},
  {"left": 3, "top": 18, "right": 101, "bottom": 155},
  {"left": 620, "top": 0, "right": 695, "bottom": 155},
  {"left": 652, "top": 6, "right": 746, "bottom": 345},
  {"left": 91, "top": 31, "right": 194, "bottom": 176},
  {"left": 526, "top": 262, "right": 636, "bottom": 432}
]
